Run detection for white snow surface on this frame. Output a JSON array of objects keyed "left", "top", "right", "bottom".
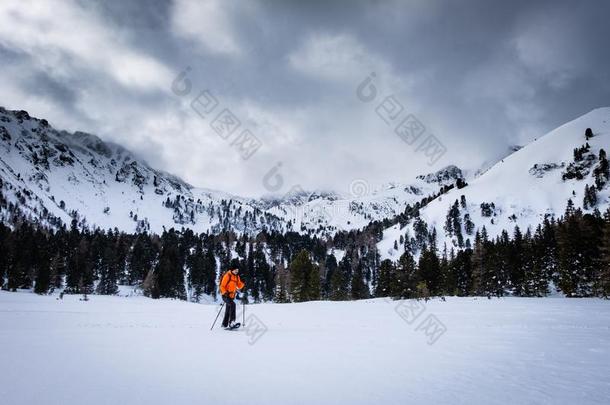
[{"left": 1, "top": 290, "right": 608, "bottom": 405}]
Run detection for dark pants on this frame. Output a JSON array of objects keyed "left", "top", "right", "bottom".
[{"left": 222, "top": 296, "right": 236, "bottom": 327}]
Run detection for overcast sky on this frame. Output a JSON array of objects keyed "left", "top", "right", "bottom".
[{"left": 1, "top": 0, "right": 608, "bottom": 197}]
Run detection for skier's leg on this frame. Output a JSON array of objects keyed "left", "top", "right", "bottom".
[
  {"left": 229, "top": 299, "right": 236, "bottom": 324},
  {"left": 221, "top": 297, "right": 231, "bottom": 327}
]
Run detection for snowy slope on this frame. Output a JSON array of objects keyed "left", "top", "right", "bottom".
[
  {"left": 1, "top": 290, "right": 608, "bottom": 405},
  {"left": 261, "top": 168, "right": 460, "bottom": 234},
  {"left": 380, "top": 107, "right": 610, "bottom": 259},
  {"left": 0, "top": 107, "right": 456, "bottom": 235}
]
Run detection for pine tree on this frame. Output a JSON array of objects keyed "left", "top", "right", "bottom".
[
  {"left": 329, "top": 256, "right": 350, "bottom": 301},
  {"left": 274, "top": 263, "right": 290, "bottom": 303},
  {"left": 289, "top": 250, "right": 306, "bottom": 302},
  {"left": 460, "top": 195, "right": 467, "bottom": 209},
  {"left": 155, "top": 230, "right": 186, "bottom": 299},
  {"left": 413, "top": 217, "right": 428, "bottom": 251},
  {"left": 289, "top": 250, "right": 318, "bottom": 302},
  {"left": 597, "top": 209, "right": 610, "bottom": 297},
  {"left": 585, "top": 127, "right": 593, "bottom": 140},
  {"left": 444, "top": 204, "right": 455, "bottom": 236},
  {"left": 508, "top": 226, "right": 525, "bottom": 295},
  {"left": 0, "top": 223, "right": 11, "bottom": 290},
  {"left": 204, "top": 246, "right": 218, "bottom": 297},
  {"left": 96, "top": 242, "right": 119, "bottom": 295},
  {"left": 396, "top": 251, "right": 417, "bottom": 298},
  {"left": 440, "top": 244, "right": 456, "bottom": 296},
  {"left": 323, "top": 254, "right": 338, "bottom": 299},
  {"left": 418, "top": 247, "right": 441, "bottom": 296},
  {"left": 524, "top": 227, "right": 549, "bottom": 296},
  {"left": 556, "top": 206, "right": 600, "bottom": 297},
  {"left": 33, "top": 233, "right": 51, "bottom": 294},
  {"left": 375, "top": 259, "right": 395, "bottom": 298},
  {"left": 350, "top": 262, "right": 368, "bottom": 300},
  {"left": 453, "top": 248, "right": 473, "bottom": 296},
  {"left": 471, "top": 229, "right": 492, "bottom": 297},
  {"left": 464, "top": 213, "right": 475, "bottom": 235},
  {"left": 65, "top": 238, "right": 94, "bottom": 294},
  {"left": 128, "top": 233, "right": 157, "bottom": 285},
  {"left": 8, "top": 225, "right": 35, "bottom": 290},
  {"left": 187, "top": 242, "right": 206, "bottom": 302},
  {"left": 253, "top": 243, "right": 274, "bottom": 302},
  {"left": 114, "top": 234, "right": 130, "bottom": 285},
  {"left": 594, "top": 149, "right": 609, "bottom": 190},
  {"left": 583, "top": 184, "right": 597, "bottom": 209},
  {"left": 142, "top": 269, "right": 159, "bottom": 298},
  {"left": 308, "top": 263, "right": 321, "bottom": 301}
]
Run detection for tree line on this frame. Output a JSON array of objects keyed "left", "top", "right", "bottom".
[
  {"left": 1, "top": 200, "right": 609, "bottom": 301},
  {"left": 376, "top": 201, "right": 610, "bottom": 299}
]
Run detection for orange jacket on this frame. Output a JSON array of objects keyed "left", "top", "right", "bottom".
[{"left": 220, "top": 271, "right": 245, "bottom": 299}]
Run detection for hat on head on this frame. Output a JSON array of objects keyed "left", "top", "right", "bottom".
[{"left": 229, "top": 258, "right": 241, "bottom": 271}]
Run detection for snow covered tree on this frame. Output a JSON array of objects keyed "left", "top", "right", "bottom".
[
  {"left": 413, "top": 217, "right": 429, "bottom": 251},
  {"left": 583, "top": 184, "right": 597, "bottom": 209},
  {"left": 464, "top": 213, "right": 475, "bottom": 235},
  {"left": 585, "top": 127, "right": 593, "bottom": 140},
  {"left": 594, "top": 149, "right": 609, "bottom": 190},
  {"left": 444, "top": 200, "right": 462, "bottom": 243}
]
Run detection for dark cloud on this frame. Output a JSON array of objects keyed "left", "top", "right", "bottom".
[
  {"left": 25, "top": 72, "right": 79, "bottom": 107},
  {"left": 0, "top": 0, "right": 608, "bottom": 196}
]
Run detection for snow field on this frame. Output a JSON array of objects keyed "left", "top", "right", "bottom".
[{"left": 0, "top": 291, "right": 609, "bottom": 405}]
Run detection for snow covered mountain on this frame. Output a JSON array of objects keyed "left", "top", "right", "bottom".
[
  {"left": 6, "top": 105, "right": 606, "bottom": 247},
  {"left": 379, "top": 108, "right": 610, "bottom": 259},
  {"left": 259, "top": 166, "right": 462, "bottom": 235},
  {"left": 0, "top": 107, "right": 287, "bottom": 234},
  {"left": 0, "top": 107, "right": 458, "bottom": 235}
]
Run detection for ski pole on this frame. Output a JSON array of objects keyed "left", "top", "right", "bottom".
[
  {"left": 242, "top": 297, "right": 246, "bottom": 327},
  {"left": 210, "top": 302, "right": 225, "bottom": 331}
]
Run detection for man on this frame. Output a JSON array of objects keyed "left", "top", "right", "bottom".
[{"left": 220, "top": 264, "right": 245, "bottom": 329}]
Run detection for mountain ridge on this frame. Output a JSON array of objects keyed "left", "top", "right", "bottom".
[{"left": 0, "top": 106, "right": 461, "bottom": 236}]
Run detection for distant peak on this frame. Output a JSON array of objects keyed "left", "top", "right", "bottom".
[{"left": 417, "top": 165, "right": 464, "bottom": 184}]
